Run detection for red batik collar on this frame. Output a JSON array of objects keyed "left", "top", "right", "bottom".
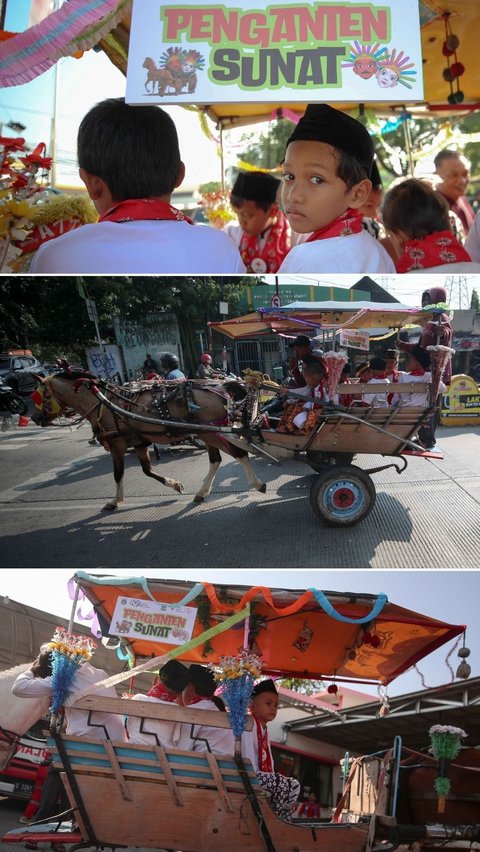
[
  {"left": 147, "top": 683, "right": 177, "bottom": 702},
  {"left": 306, "top": 208, "right": 363, "bottom": 243},
  {"left": 409, "top": 369, "right": 426, "bottom": 376},
  {"left": 239, "top": 209, "right": 290, "bottom": 273},
  {"left": 99, "top": 198, "right": 193, "bottom": 224},
  {"left": 254, "top": 716, "right": 273, "bottom": 773},
  {"left": 396, "top": 231, "right": 470, "bottom": 272}
]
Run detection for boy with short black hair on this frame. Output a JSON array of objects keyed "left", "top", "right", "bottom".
[
  {"left": 278, "top": 103, "right": 395, "bottom": 273},
  {"left": 226, "top": 171, "right": 290, "bottom": 273},
  {"left": 30, "top": 98, "right": 245, "bottom": 274},
  {"left": 381, "top": 178, "right": 473, "bottom": 272}
]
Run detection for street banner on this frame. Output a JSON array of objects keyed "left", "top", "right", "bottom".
[
  {"left": 339, "top": 329, "right": 370, "bottom": 351},
  {"left": 110, "top": 595, "right": 198, "bottom": 644},
  {"left": 126, "top": 0, "right": 423, "bottom": 105}
]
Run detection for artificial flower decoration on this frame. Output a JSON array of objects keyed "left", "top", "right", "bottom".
[
  {"left": 429, "top": 724, "right": 467, "bottom": 810},
  {"left": 210, "top": 649, "right": 262, "bottom": 740},
  {"left": 441, "top": 12, "right": 465, "bottom": 105},
  {"left": 46, "top": 627, "right": 97, "bottom": 714},
  {"left": 199, "top": 191, "right": 236, "bottom": 229}
]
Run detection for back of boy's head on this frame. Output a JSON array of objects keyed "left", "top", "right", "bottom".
[
  {"left": 77, "top": 98, "right": 181, "bottom": 201},
  {"left": 369, "top": 356, "right": 386, "bottom": 372},
  {"left": 382, "top": 178, "right": 450, "bottom": 238},
  {"left": 230, "top": 171, "right": 280, "bottom": 212},
  {"left": 303, "top": 359, "right": 326, "bottom": 379},
  {"left": 286, "top": 103, "right": 374, "bottom": 189}
]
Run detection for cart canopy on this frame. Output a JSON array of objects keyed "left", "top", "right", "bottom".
[{"left": 73, "top": 573, "right": 464, "bottom": 686}]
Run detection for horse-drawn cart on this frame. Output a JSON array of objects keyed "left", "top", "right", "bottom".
[
  {"left": 30, "top": 303, "right": 453, "bottom": 527},
  {"left": 2, "top": 573, "right": 474, "bottom": 852}
]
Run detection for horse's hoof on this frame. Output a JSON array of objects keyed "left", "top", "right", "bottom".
[
  {"left": 259, "top": 483, "right": 267, "bottom": 494},
  {"left": 103, "top": 503, "right": 118, "bottom": 511},
  {"left": 193, "top": 495, "right": 204, "bottom": 503}
]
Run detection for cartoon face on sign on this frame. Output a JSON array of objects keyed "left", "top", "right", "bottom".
[
  {"left": 342, "top": 42, "right": 387, "bottom": 79},
  {"left": 376, "top": 50, "right": 417, "bottom": 89}
]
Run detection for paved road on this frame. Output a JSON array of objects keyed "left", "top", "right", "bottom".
[{"left": 0, "top": 417, "right": 479, "bottom": 569}]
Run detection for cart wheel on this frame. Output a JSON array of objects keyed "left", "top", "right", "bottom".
[
  {"left": 306, "top": 450, "right": 355, "bottom": 472},
  {"left": 310, "top": 465, "right": 376, "bottom": 526}
]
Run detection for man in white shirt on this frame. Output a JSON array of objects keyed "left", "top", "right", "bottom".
[{"left": 30, "top": 99, "right": 245, "bottom": 274}]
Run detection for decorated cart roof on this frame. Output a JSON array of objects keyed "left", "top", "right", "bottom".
[
  {"left": 73, "top": 573, "right": 464, "bottom": 686},
  {"left": 1, "top": 1, "right": 478, "bottom": 116},
  {"left": 209, "top": 303, "right": 437, "bottom": 339}
]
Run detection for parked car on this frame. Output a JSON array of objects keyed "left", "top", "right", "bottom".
[
  {"left": 0, "top": 354, "right": 44, "bottom": 394},
  {"left": 0, "top": 721, "right": 50, "bottom": 801}
]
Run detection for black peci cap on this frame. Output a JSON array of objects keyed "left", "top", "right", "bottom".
[
  {"left": 231, "top": 171, "right": 281, "bottom": 204},
  {"left": 252, "top": 678, "right": 278, "bottom": 698},
  {"left": 286, "top": 104, "right": 374, "bottom": 176}
]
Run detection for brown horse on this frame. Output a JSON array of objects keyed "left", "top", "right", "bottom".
[
  {"left": 142, "top": 58, "right": 173, "bottom": 96},
  {"left": 32, "top": 372, "right": 266, "bottom": 511}
]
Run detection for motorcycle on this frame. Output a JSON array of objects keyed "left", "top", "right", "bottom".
[{"left": 0, "top": 379, "right": 28, "bottom": 415}]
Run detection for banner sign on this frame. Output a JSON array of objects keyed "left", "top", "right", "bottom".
[
  {"left": 339, "top": 329, "right": 370, "bottom": 350},
  {"left": 126, "top": 0, "right": 423, "bottom": 105},
  {"left": 110, "top": 596, "right": 198, "bottom": 644},
  {"left": 440, "top": 374, "right": 480, "bottom": 427}
]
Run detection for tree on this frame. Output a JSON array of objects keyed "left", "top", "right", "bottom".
[
  {"left": 471, "top": 288, "right": 480, "bottom": 311},
  {"left": 239, "top": 118, "right": 296, "bottom": 170},
  {"left": 198, "top": 181, "right": 222, "bottom": 194},
  {"left": 279, "top": 678, "right": 328, "bottom": 695},
  {"left": 0, "top": 277, "right": 261, "bottom": 375}
]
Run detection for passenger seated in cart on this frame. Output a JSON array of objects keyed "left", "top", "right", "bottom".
[
  {"left": 276, "top": 360, "right": 327, "bottom": 433},
  {"left": 176, "top": 664, "right": 235, "bottom": 755},
  {"left": 278, "top": 103, "right": 395, "bottom": 274},
  {"left": 11, "top": 643, "right": 126, "bottom": 830},
  {"left": 242, "top": 680, "right": 300, "bottom": 822},
  {"left": 361, "top": 357, "right": 390, "bottom": 408},
  {"left": 391, "top": 345, "right": 446, "bottom": 412},
  {"left": 126, "top": 660, "right": 190, "bottom": 747},
  {"left": 385, "top": 348, "right": 400, "bottom": 403},
  {"left": 225, "top": 171, "right": 290, "bottom": 273},
  {"left": 381, "top": 178, "right": 474, "bottom": 272}
]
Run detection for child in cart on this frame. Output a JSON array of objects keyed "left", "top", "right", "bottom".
[
  {"left": 278, "top": 103, "right": 395, "bottom": 274},
  {"left": 242, "top": 680, "right": 300, "bottom": 821},
  {"left": 276, "top": 360, "right": 327, "bottom": 433}
]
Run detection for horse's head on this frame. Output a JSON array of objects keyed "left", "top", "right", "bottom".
[
  {"left": 143, "top": 57, "right": 154, "bottom": 70},
  {"left": 30, "top": 374, "right": 66, "bottom": 426}
]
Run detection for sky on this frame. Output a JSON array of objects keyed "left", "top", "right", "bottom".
[{"left": 1, "top": 568, "right": 478, "bottom": 699}]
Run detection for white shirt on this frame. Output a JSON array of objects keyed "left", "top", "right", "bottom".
[
  {"left": 12, "top": 665, "right": 126, "bottom": 742},
  {"left": 465, "top": 212, "right": 480, "bottom": 262},
  {"left": 278, "top": 231, "right": 395, "bottom": 274},
  {"left": 241, "top": 718, "right": 273, "bottom": 773},
  {"left": 126, "top": 694, "right": 179, "bottom": 748},
  {"left": 175, "top": 699, "right": 235, "bottom": 755},
  {"left": 391, "top": 371, "right": 445, "bottom": 408},
  {"left": 30, "top": 220, "right": 246, "bottom": 274},
  {"left": 362, "top": 377, "right": 390, "bottom": 408}
]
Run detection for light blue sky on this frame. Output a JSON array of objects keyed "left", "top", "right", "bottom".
[{"left": 2, "top": 568, "right": 478, "bottom": 698}]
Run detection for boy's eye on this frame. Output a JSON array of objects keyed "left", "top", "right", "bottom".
[
  {"left": 310, "top": 176, "right": 324, "bottom": 185},
  {"left": 282, "top": 173, "right": 294, "bottom": 182}
]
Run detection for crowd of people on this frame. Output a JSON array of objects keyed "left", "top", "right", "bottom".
[
  {"left": 27, "top": 98, "right": 480, "bottom": 275},
  {"left": 12, "top": 651, "right": 311, "bottom": 832}
]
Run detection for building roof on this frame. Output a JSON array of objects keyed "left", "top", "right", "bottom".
[{"left": 282, "top": 677, "right": 480, "bottom": 754}]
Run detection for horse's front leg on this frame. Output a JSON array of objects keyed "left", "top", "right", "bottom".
[
  {"left": 136, "top": 446, "right": 184, "bottom": 494},
  {"left": 194, "top": 446, "right": 221, "bottom": 503},
  {"left": 104, "top": 442, "right": 126, "bottom": 510}
]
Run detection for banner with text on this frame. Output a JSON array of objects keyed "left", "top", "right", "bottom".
[
  {"left": 126, "top": 0, "right": 423, "bottom": 105},
  {"left": 110, "top": 596, "right": 198, "bottom": 644},
  {"left": 339, "top": 329, "right": 370, "bottom": 350}
]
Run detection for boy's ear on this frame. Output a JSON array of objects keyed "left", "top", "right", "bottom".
[
  {"left": 174, "top": 161, "right": 186, "bottom": 189},
  {"left": 347, "top": 178, "right": 373, "bottom": 209},
  {"left": 79, "top": 168, "right": 106, "bottom": 201}
]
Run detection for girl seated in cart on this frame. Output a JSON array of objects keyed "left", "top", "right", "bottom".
[
  {"left": 276, "top": 360, "right": 327, "bottom": 433},
  {"left": 242, "top": 679, "right": 300, "bottom": 821}
]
